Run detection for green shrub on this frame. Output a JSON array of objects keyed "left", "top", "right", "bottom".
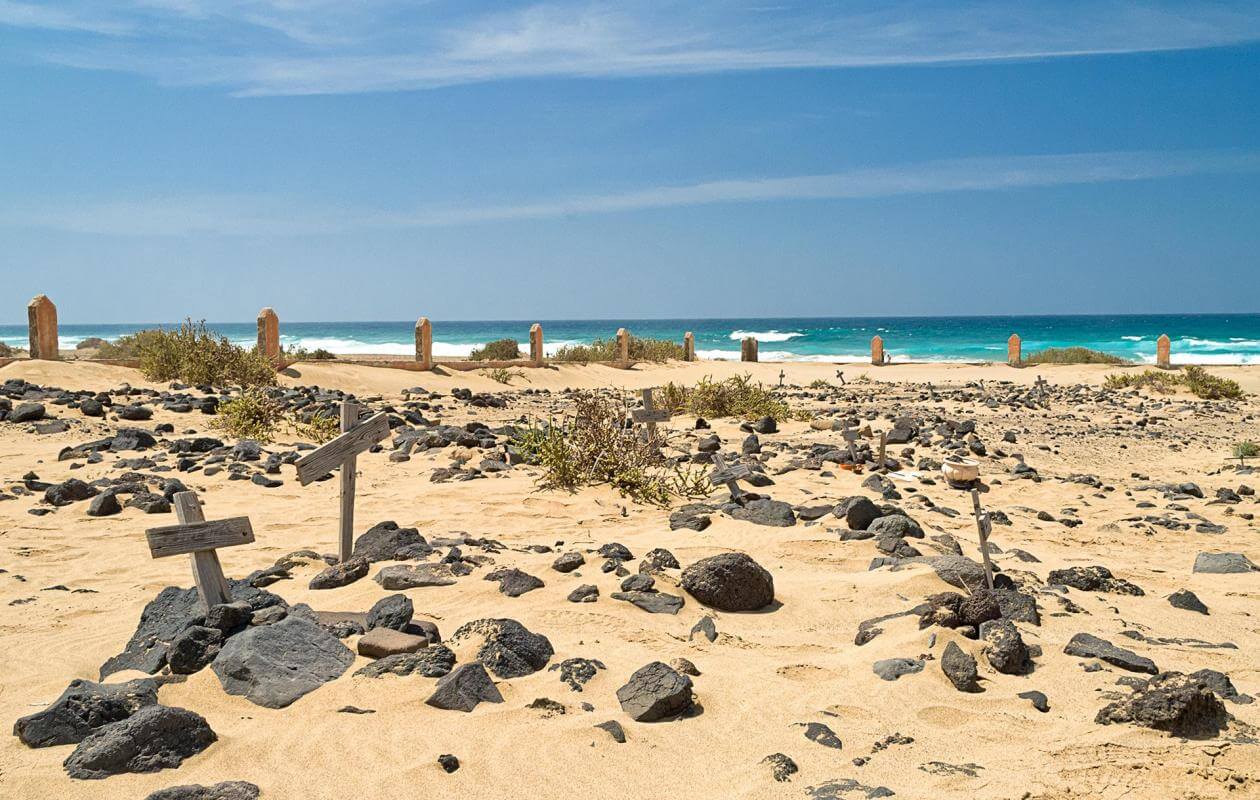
[
  {"left": 1103, "top": 370, "right": 1181, "bottom": 393},
  {"left": 1182, "top": 366, "right": 1243, "bottom": 400},
  {"left": 310, "top": 348, "right": 336, "bottom": 360},
  {"left": 486, "top": 367, "right": 526, "bottom": 384},
  {"left": 808, "top": 378, "right": 833, "bottom": 389},
  {"left": 469, "top": 338, "right": 522, "bottom": 361},
  {"left": 1233, "top": 441, "right": 1259, "bottom": 463},
  {"left": 110, "top": 320, "right": 276, "bottom": 388},
  {"left": 552, "top": 336, "right": 684, "bottom": 362},
  {"left": 1104, "top": 366, "right": 1244, "bottom": 400},
  {"left": 658, "top": 374, "right": 807, "bottom": 422},
  {"left": 213, "top": 388, "right": 285, "bottom": 443},
  {"left": 1023, "top": 347, "right": 1127, "bottom": 365},
  {"left": 289, "top": 410, "right": 340, "bottom": 444},
  {"left": 511, "top": 392, "right": 708, "bottom": 505}
]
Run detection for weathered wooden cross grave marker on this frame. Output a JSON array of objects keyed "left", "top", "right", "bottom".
[
  {"left": 840, "top": 422, "right": 872, "bottom": 463},
  {"left": 630, "top": 387, "right": 671, "bottom": 440},
  {"left": 709, "top": 452, "right": 751, "bottom": 500},
  {"left": 1034, "top": 375, "right": 1049, "bottom": 401},
  {"left": 778, "top": 369, "right": 786, "bottom": 387},
  {"left": 294, "top": 400, "right": 391, "bottom": 562},
  {"left": 835, "top": 370, "right": 845, "bottom": 386},
  {"left": 146, "top": 491, "right": 254, "bottom": 610},
  {"left": 970, "top": 488, "right": 996, "bottom": 591}
]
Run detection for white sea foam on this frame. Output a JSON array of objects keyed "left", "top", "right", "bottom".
[
  {"left": 1121, "top": 335, "right": 1144, "bottom": 341},
  {"left": 727, "top": 330, "right": 803, "bottom": 343}
]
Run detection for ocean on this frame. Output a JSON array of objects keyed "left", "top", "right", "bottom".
[{"left": 2, "top": 315, "right": 1259, "bottom": 365}]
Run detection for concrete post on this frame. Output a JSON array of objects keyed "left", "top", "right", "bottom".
[
  {"left": 415, "top": 317, "right": 433, "bottom": 370},
  {"left": 27, "top": 295, "right": 59, "bottom": 360},
  {"left": 529, "top": 323, "right": 544, "bottom": 366},
  {"left": 1007, "top": 334, "right": 1021, "bottom": 366},
  {"left": 616, "top": 328, "right": 630, "bottom": 367},
  {"left": 683, "top": 332, "right": 695, "bottom": 362},
  {"left": 1156, "top": 334, "right": 1171, "bottom": 369},
  {"left": 871, "top": 335, "right": 884, "bottom": 366},
  {"left": 256, "top": 307, "right": 280, "bottom": 364},
  {"left": 741, "top": 336, "right": 758, "bottom": 362}
]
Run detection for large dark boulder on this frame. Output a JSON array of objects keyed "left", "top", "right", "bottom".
[
  {"left": 366, "top": 594, "right": 414, "bottom": 631},
  {"left": 980, "top": 619, "right": 1032, "bottom": 675},
  {"left": 13, "top": 678, "right": 158, "bottom": 748},
  {"left": 867, "top": 514, "right": 924, "bottom": 539},
  {"left": 62, "top": 705, "right": 216, "bottom": 779},
  {"left": 681, "top": 552, "right": 775, "bottom": 612},
  {"left": 1096, "top": 672, "right": 1228, "bottom": 738},
  {"left": 308, "top": 557, "right": 369, "bottom": 590},
  {"left": 730, "top": 498, "right": 796, "bottom": 527},
  {"left": 352, "top": 521, "right": 431, "bottom": 562},
  {"left": 100, "top": 582, "right": 285, "bottom": 678},
  {"left": 450, "top": 618, "right": 553, "bottom": 679},
  {"left": 166, "top": 626, "right": 223, "bottom": 675},
  {"left": 940, "top": 642, "right": 981, "bottom": 692},
  {"left": 834, "top": 496, "right": 881, "bottom": 530},
  {"left": 1064, "top": 633, "right": 1157, "bottom": 674},
  {"left": 45, "top": 478, "right": 97, "bottom": 506},
  {"left": 1048, "top": 565, "right": 1144, "bottom": 596},
  {"left": 211, "top": 617, "right": 354, "bottom": 708},
  {"left": 616, "top": 662, "right": 694, "bottom": 722}
]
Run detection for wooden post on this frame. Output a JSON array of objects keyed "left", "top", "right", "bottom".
[
  {"left": 294, "top": 404, "right": 391, "bottom": 562},
  {"left": 631, "top": 387, "right": 671, "bottom": 440},
  {"left": 1156, "top": 334, "right": 1171, "bottom": 369},
  {"left": 26, "top": 295, "right": 58, "bottom": 360},
  {"left": 1007, "top": 334, "right": 1021, "bottom": 366},
  {"left": 147, "top": 491, "right": 255, "bottom": 610},
  {"left": 529, "top": 323, "right": 544, "bottom": 366},
  {"left": 876, "top": 431, "right": 887, "bottom": 473},
  {"left": 741, "top": 337, "right": 758, "bottom": 362},
  {"left": 970, "top": 489, "right": 995, "bottom": 591},
  {"left": 683, "top": 332, "right": 695, "bottom": 362},
  {"left": 415, "top": 317, "right": 433, "bottom": 370},
  {"left": 616, "top": 328, "right": 630, "bottom": 367},
  {"left": 256, "top": 307, "right": 280, "bottom": 365},
  {"left": 709, "top": 453, "right": 751, "bottom": 500},
  {"left": 871, "top": 335, "right": 884, "bottom": 366}
]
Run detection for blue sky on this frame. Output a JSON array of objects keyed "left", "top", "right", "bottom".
[{"left": 2, "top": 1, "right": 1259, "bottom": 322}]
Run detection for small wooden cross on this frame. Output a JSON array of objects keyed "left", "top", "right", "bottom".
[
  {"left": 1034, "top": 376, "right": 1049, "bottom": 399},
  {"left": 709, "top": 452, "right": 751, "bottom": 500},
  {"left": 294, "top": 400, "right": 391, "bottom": 562},
  {"left": 927, "top": 382, "right": 937, "bottom": 402},
  {"left": 146, "top": 491, "right": 254, "bottom": 610},
  {"left": 630, "top": 387, "right": 671, "bottom": 440},
  {"left": 778, "top": 369, "right": 785, "bottom": 387},
  {"left": 835, "top": 370, "right": 845, "bottom": 386},
  {"left": 970, "top": 488, "right": 995, "bottom": 591}
]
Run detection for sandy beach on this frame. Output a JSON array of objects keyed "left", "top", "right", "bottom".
[{"left": 0, "top": 357, "right": 1256, "bottom": 799}]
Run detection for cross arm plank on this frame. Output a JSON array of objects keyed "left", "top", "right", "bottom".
[
  {"left": 294, "top": 410, "right": 390, "bottom": 485},
  {"left": 146, "top": 517, "right": 255, "bottom": 558},
  {"left": 631, "top": 408, "right": 671, "bottom": 424}
]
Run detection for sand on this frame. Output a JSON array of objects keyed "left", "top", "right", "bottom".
[{"left": 1, "top": 358, "right": 1257, "bottom": 799}]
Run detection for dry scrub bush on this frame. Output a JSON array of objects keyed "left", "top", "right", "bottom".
[
  {"left": 213, "top": 388, "right": 285, "bottom": 443},
  {"left": 511, "top": 392, "right": 708, "bottom": 505},
  {"left": 1105, "top": 366, "right": 1243, "bottom": 400},
  {"left": 658, "top": 374, "right": 807, "bottom": 422},
  {"left": 102, "top": 320, "right": 276, "bottom": 388}
]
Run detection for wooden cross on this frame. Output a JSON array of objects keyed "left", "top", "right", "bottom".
[
  {"left": 835, "top": 370, "right": 845, "bottom": 385},
  {"left": 970, "top": 488, "right": 995, "bottom": 591},
  {"left": 841, "top": 423, "right": 871, "bottom": 463},
  {"left": 709, "top": 452, "right": 751, "bottom": 500},
  {"left": 630, "top": 388, "right": 671, "bottom": 440},
  {"left": 294, "top": 400, "right": 391, "bottom": 562},
  {"left": 146, "top": 491, "right": 254, "bottom": 610},
  {"left": 778, "top": 369, "right": 785, "bottom": 387},
  {"left": 927, "top": 382, "right": 937, "bottom": 402},
  {"left": 1034, "top": 376, "right": 1049, "bottom": 399}
]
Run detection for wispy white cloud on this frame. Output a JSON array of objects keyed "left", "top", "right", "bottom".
[
  {"left": 4, "top": 1, "right": 1259, "bottom": 95},
  {"left": 7, "top": 149, "right": 1258, "bottom": 235}
]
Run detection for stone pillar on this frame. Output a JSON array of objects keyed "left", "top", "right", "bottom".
[
  {"left": 256, "top": 307, "right": 280, "bottom": 364},
  {"left": 27, "top": 295, "right": 59, "bottom": 360},
  {"left": 871, "top": 335, "right": 884, "bottom": 366},
  {"left": 683, "top": 332, "right": 695, "bottom": 362},
  {"left": 529, "top": 323, "right": 544, "bottom": 366},
  {"left": 616, "top": 328, "right": 630, "bottom": 366},
  {"left": 741, "top": 337, "right": 758, "bottom": 362},
  {"left": 415, "top": 317, "right": 433, "bottom": 370},
  {"left": 1007, "top": 334, "right": 1021, "bottom": 366},
  {"left": 1156, "top": 334, "right": 1171, "bottom": 369}
]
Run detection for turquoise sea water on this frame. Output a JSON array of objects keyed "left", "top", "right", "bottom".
[{"left": 3, "top": 315, "right": 1259, "bottom": 364}]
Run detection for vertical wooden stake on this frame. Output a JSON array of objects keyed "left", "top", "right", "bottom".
[
  {"left": 877, "top": 431, "right": 887, "bottom": 473},
  {"left": 971, "top": 489, "right": 995, "bottom": 591},
  {"left": 172, "top": 492, "right": 233, "bottom": 610},
  {"left": 338, "top": 401, "right": 359, "bottom": 562},
  {"left": 683, "top": 332, "right": 695, "bottom": 362}
]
